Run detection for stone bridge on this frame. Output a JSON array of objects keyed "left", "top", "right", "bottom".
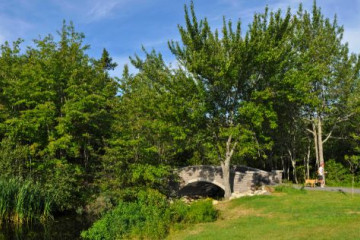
[{"left": 175, "top": 165, "right": 282, "bottom": 197}]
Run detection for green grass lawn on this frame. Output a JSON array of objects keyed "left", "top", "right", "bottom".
[{"left": 168, "top": 187, "right": 360, "bottom": 240}]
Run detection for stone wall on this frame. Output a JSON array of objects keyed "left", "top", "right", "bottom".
[
  {"left": 233, "top": 169, "right": 283, "bottom": 193},
  {"left": 176, "top": 165, "right": 283, "bottom": 195}
]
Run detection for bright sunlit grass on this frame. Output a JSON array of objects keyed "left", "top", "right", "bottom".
[{"left": 168, "top": 187, "right": 360, "bottom": 240}]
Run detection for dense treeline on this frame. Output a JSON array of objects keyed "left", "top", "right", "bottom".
[
  {"left": 1, "top": 1, "right": 360, "bottom": 236},
  {"left": 0, "top": 23, "right": 118, "bottom": 215}
]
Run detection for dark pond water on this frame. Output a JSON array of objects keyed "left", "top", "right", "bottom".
[{"left": 0, "top": 214, "right": 93, "bottom": 240}]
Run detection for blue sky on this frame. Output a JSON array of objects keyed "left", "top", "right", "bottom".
[{"left": 1, "top": 0, "right": 360, "bottom": 76}]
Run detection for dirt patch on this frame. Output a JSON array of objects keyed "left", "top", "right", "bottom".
[
  {"left": 215, "top": 201, "right": 269, "bottom": 221},
  {"left": 264, "top": 186, "right": 275, "bottom": 193},
  {"left": 347, "top": 211, "right": 360, "bottom": 215},
  {"left": 219, "top": 207, "right": 265, "bottom": 220}
]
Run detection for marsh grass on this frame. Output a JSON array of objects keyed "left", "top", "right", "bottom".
[
  {"left": 168, "top": 186, "right": 360, "bottom": 240},
  {"left": 0, "top": 178, "right": 52, "bottom": 225}
]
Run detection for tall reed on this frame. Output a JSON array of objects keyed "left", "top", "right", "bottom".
[{"left": 0, "top": 177, "right": 52, "bottom": 225}]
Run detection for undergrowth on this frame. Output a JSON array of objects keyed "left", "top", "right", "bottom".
[{"left": 81, "top": 189, "right": 218, "bottom": 240}]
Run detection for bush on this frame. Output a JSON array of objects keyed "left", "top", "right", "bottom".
[
  {"left": 82, "top": 190, "right": 218, "bottom": 240},
  {"left": 81, "top": 189, "right": 171, "bottom": 240},
  {"left": 325, "top": 159, "right": 354, "bottom": 186},
  {"left": 184, "top": 199, "right": 218, "bottom": 223}
]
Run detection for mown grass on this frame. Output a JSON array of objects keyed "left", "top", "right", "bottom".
[{"left": 168, "top": 186, "right": 360, "bottom": 240}]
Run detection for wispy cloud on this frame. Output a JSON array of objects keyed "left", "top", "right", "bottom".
[
  {"left": 86, "top": 0, "right": 125, "bottom": 21},
  {"left": 0, "top": 14, "right": 34, "bottom": 44},
  {"left": 142, "top": 38, "right": 168, "bottom": 48},
  {"left": 51, "top": 0, "right": 142, "bottom": 22}
]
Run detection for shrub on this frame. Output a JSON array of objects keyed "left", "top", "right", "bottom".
[
  {"left": 82, "top": 190, "right": 218, "bottom": 240},
  {"left": 325, "top": 159, "right": 353, "bottom": 186},
  {"left": 183, "top": 199, "right": 218, "bottom": 223},
  {"left": 81, "top": 189, "right": 171, "bottom": 240},
  {"left": 169, "top": 200, "right": 188, "bottom": 223},
  {"left": 84, "top": 195, "right": 114, "bottom": 216}
]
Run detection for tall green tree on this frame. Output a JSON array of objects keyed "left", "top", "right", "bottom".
[
  {"left": 99, "top": 50, "right": 204, "bottom": 193},
  {"left": 288, "top": 3, "right": 360, "bottom": 184},
  {"left": 0, "top": 22, "right": 118, "bottom": 209},
  {"left": 169, "top": 3, "right": 293, "bottom": 198}
]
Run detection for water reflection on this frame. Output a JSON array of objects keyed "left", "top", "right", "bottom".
[{"left": 0, "top": 214, "right": 93, "bottom": 240}]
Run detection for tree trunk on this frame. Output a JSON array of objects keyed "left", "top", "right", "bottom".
[
  {"left": 352, "top": 174, "right": 355, "bottom": 197},
  {"left": 287, "top": 160, "right": 290, "bottom": 181},
  {"left": 291, "top": 160, "right": 298, "bottom": 184},
  {"left": 317, "top": 117, "right": 325, "bottom": 185},
  {"left": 312, "top": 122, "right": 319, "bottom": 168},
  {"left": 221, "top": 135, "right": 236, "bottom": 200},
  {"left": 221, "top": 158, "right": 231, "bottom": 200},
  {"left": 288, "top": 149, "right": 298, "bottom": 184},
  {"left": 306, "top": 142, "right": 311, "bottom": 179}
]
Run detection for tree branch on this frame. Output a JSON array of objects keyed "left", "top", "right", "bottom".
[
  {"left": 306, "top": 128, "right": 315, "bottom": 135},
  {"left": 323, "top": 113, "right": 355, "bottom": 144},
  {"left": 229, "top": 141, "right": 238, "bottom": 159}
]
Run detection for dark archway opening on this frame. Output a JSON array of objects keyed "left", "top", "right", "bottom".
[{"left": 178, "top": 181, "right": 225, "bottom": 199}]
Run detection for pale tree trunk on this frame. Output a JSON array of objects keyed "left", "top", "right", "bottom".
[
  {"left": 288, "top": 149, "right": 298, "bottom": 184},
  {"left": 221, "top": 158, "right": 231, "bottom": 200},
  {"left": 312, "top": 122, "right": 319, "bottom": 168},
  {"left": 221, "top": 135, "right": 237, "bottom": 200},
  {"left": 306, "top": 142, "right": 311, "bottom": 179},
  {"left": 352, "top": 174, "right": 355, "bottom": 197},
  {"left": 317, "top": 117, "right": 324, "bottom": 166},
  {"left": 287, "top": 160, "right": 290, "bottom": 181},
  {"left": 281, "top": 156, "right": 285, "bottom": 179},
  {"left": 291, "top": 160, "right": 298, "bottom": 184},
  {"left": 317, "top": 117, "right": 325, "bottom": 185},
  {"left": 306, "top": 113, "right": 352, "bottom": 185}
]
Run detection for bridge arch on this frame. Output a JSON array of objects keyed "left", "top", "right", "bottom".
[
  {"left": 178, "top": 178, "right": 225, "bottom": 198},
  {"left": 183, "top": 178, "right": 225, "bottom": 190},
  {"left": 174, "top": 165, "right": 283, "bottom": 197}
]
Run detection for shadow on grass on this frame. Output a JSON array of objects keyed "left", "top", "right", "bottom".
[{"left": 274, "top": 185, "right": 307, "bottom": 194}]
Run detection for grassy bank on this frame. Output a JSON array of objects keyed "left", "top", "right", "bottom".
[{"left": 168, "top": 187, "right": 360, "bottom": 240}]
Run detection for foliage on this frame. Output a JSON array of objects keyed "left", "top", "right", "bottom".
[
  {"left": 0, "top": 22, "right": 118, "bottom": 213},
  {"left": 167, "top": 1, "right": 293, "bottom": 198},
  {"left": 81, "top": 190, "right": 218, "bottom": 240},
  {"left": 169, "top": 199, "right": 218, "bottom": 225},
  {"left": 81, "top": 189, "right": 171, "bottom": 240},
  {"left": 41, "top": 159, "right": 85, "bottom": 212},
  {"left": 183, "top": 199, "right": 218, "bottom": 223},
  {"left": 0, "top": 178, "right": 52, "bottom": 224},
  {"left": 0, "top": 138, "right": 29, "bottom": 178},
  {"left": 325, "top": 159, "right": 353, "bottom": 185}
]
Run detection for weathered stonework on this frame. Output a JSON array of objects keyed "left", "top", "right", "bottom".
[{"left": 176, "top": 165, "right": 283, "bottom": 195}]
